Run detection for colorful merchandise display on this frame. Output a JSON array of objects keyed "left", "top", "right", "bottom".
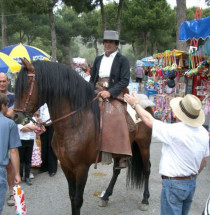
[{"left": 153, "top": 94, "right": 175, "bottom": 123}]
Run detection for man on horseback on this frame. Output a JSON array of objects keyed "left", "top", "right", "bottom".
[{"left": 90, "top": 30, "right": 131, "bottom": 169}]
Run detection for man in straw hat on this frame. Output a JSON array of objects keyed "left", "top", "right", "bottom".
[
  {"left": 90, "top": 30, "right": 131, "bottom": 169},
  {"left": 124, "top": 93, "right": 209, "bottom": 215}
]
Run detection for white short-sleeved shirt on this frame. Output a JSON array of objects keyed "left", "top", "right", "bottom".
[
  {"left": 99, "top": 51, "right": 118, "bottom": 78},
  {"left": 39, "top": 103, "right": 51, "bottom": 125},
  {"left": 18, "top": 117, "right": 36, "bottom": 140},
  {"left": 152, "top": 120, "right": 209, "bottom": 177}
]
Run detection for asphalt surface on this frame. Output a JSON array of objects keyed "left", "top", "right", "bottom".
[{"left": 2, "top": 140, "right": 210, "bottom": 215}]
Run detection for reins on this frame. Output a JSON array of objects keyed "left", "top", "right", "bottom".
[{"left": 49, "top": 94, "right": 100, "bottom": 124}]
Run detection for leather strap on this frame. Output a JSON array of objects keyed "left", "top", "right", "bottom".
[{"left": 161, "top": 175, "right": 197, "bottom": 180}]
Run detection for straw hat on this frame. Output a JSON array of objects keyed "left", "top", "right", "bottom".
[
  {"left": 170, "top": 94, "right": 205, "bottom": 127},
  {"left": 103, "top": 30, "right": 119, "bottom": 41}
]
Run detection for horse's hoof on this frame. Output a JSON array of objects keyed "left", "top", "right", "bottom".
[
  {"left": 139, "top": 203, "right": 149, "bottom": 211},
  {"left": 98, "top": 199, "right": 108, "bottom": 207}
]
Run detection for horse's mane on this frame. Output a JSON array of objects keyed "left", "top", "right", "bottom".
[{"left": 15, "top": 60, "right": 99, "bottom": 127}]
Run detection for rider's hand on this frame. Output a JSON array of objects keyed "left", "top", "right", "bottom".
[{"left": 98, "top": 91, "right": 111, "bottom": 99}]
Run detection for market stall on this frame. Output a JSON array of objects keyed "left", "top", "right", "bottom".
[
  {"left": 148, "top": 16, "right": 210, "bottom": 123},
  {"left": 143, "top": 49, "right": 189, "bottom": 122},
  {"left": 179, "top": 17, "right": 210, "bottom": 99},
  {"left": 179, "top": 17, "right": 210, "bottom": 128}
]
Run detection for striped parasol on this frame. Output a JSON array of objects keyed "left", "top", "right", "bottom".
[
  {"left": 0, "top": 43, "right": 51, "bottom": 65},
  {"left": 0, "top": 52, "right": 21, "bottom": 73}
]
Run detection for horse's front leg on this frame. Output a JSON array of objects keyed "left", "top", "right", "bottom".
[
  {"left": 99, "top": 158, "right": 121, "bottom": 207},
  {"left": 66, "top": 177, "right": 77, "bottom": 214},
  {"left": 64, "top": 165, "right": 89, "bottom": 215}
]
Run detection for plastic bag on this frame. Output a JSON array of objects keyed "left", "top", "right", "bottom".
[{"left": 13, "top": 185, "right": 27, "bottom": 215}]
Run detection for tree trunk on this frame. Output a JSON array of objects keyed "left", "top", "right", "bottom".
[
  {"left": 100, "top": 0, "right": 106, "bottom": 32},
  {"left": 131, "top": 41, "right": 137, "bottom": 63},
  {"left": 1, "top": 5, "right": 8, "bottom": 48},
  {"left": 94, "top": 38, "right": 99, "bottom": 57},
  {"left": 68, "top": 39, "right": 73, "bottom": 67},
  {"left": 143, "top": 32, "right": 148, "bottom": 57},
  {"left": 176, "top": 0, "right": 187, "bottom": 51},
  {"left": 19, "top": 31, "right": 25, "bottom": 43},
  {"left": 49, "top": 8, "right": 57, "bottom": 61},
  {"left": 151, "top": 41, "right": 154, "bottom": 55},
  {"left": 116, "top": 0, "right": 124, "bottom": 35}
]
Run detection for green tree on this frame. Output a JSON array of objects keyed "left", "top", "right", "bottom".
[
  {"left": 0, "top": 0, "right": 20, "bottom": 47},
  {"left": 12, "top": 0, "right": 59, "bottom": 61},
  {"left": 6, "top": 13, "right": 50, "bottom": 45},
  {"left": 55, "top": 6, "right": 84, "bottom": 65},
  {"left": 80, "top": 10, "right": 101, "bottom": 57},
  {"left": 121, "top": 0, "right": 174, "bottom": 59}
]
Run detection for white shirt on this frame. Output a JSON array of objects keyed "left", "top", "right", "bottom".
[
  {"left": 99, "top": 51, "right": 118, "bottom": 78},
  {"left": 39, "top": 103, "right": 51, "bottom": 125},
  {"left": 18, "top": 117, "right": 36, "bottom": 140},
  {"left": 152, "top": 120, "right": 209, "bottom": 177}
]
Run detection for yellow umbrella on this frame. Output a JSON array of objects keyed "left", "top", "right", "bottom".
[{"left": 0, "top": 52, "right": 21, "bottom": 73}]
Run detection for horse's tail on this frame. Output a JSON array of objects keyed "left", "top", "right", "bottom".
[{"left": 126, "top": 140, "right": 144, "bottom": 189}]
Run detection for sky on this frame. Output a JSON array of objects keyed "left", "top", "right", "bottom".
[{"left": 166, "top": 0, "right": 209, "bottom": 9}]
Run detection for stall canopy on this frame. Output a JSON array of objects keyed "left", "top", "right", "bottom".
[{"left": 179, "top": 16, "right": 210, "bottom": 41}]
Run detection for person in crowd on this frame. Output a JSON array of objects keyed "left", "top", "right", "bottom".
[
  {"left": 135, "top": 66, "right": 144, "bottom": 84},
  {"left": 144, "top": 67, "right": 149, "bottom": 82},
  {"left": 0, "top": 72, "right": 16, "bottom": 206},
  {"left": 17, "top": 116, "right": 39, "bottom": 185},
  {"left": 90, "top": 30, "right": 131, "bottom": 169},
  {"left": 0, "top": 93, "right": 21, "bottom": 215},
  {"left": 124, "top": 93, "right": 209, "bottom": 215},
  {"left": 39, "top": 103, "right": 57, "bottom": 177}
]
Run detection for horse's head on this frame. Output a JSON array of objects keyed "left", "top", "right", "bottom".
[{"left": 12, "top": 58, "right": 39, "bottom": 124}]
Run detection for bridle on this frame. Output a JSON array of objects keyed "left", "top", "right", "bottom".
[
  {"left": 13, "top": 72, "right": 41, "bottom": 126},
  {"left": 14, "top": 73, "right": 36, "bottom": 114},
  {"left": 13, "top": 71, "right": 99, "bottom": 126}
]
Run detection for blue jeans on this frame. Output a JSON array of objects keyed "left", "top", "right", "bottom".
[
  {"left": 161, "top": 177, "right": 196, "bottom": 215},
  {"left": 0, "top": 166, "right": 7, "bottom": 215}
]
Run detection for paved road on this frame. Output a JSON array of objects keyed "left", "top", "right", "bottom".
[{"left": 3, "top": 141, "right": 210, "bottom": 215}]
